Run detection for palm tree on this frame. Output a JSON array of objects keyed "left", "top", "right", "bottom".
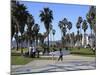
[
  {"left": 11, "top": 1, "right": 29, "bottom": 52},
  {"left": 67, "top": 21, "right": 72, "bottom": 32},
  {"left": 11, "top": 1, "right": 17, "bottom": 39},
  {"left": 39, "top": 7, "right": 53, "bottom": 54},
  {"left": 52, "top": 29, "right": 56, "bottom": 41},
  {"left": 14, "top": 33, "right": 19, "bottom": 51},
  {"left": 76, "top": 16, "right": 83, "bottom": 34},
  {"left": 38, "top": 33, "right": 44, "bottom": 46},
  {"left": 70, "top": 32, "right": 74, "bottom": 47},
  {"left": 58, "top": 21, "right": 63, "bottom": 40},
  {"left": 61, "top": 27, "right": 67, "bottom": 47},
  {"left": 58, "top": 18, "right": 68, "bottom": 47},
  {"left": 86, "top": 6, "right": 96, "bottom": 50},
  {"left": 76, "top": 16, "right": 83, "bottom": 48},
  {"left": 27, "top": 14, "right": 35, "bottom": 48},
  {"left": 67, "top": 21, "right": 72, "bottom": 46},
  {"left": 49, "top": 24, "right": 53, "bottom": 47},
  {"left": 12, "top": 1, "right": 29, "bottom": 35},
  {"left": 33, "top": 24, "right": 40, "bottom": 47},
  {"left": 82, "top": 20, "right": 88, "bottom": 46},
  {"left": 86, "top": 6, "right": 96, "bottom": 34}
]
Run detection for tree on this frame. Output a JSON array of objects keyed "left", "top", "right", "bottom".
[
  {"left": 86, "top": 6, "right": 96, "bottom": 50},
  {"left": 14, "top": 33, "right": 19, "bottom": 51},
  {"left": 39, "top": 7, "right": 53, "bottom": 54},
  {"left": 76, "top": 16, "right": 83, "bottom": 48},
  {"left": 59, "top": 18, "right": 67, "bottom": 41},
  {"left": 67, "top": 21, "right": 72, "bottom": 46},
  {"left": 52, "top": 29, "right": 56, "bottom": 47},
  {"left": 58, "top": 18, "right": 73, "bottom": 47},
  {"left": 49, "top": 24, "right": 53, "bottom": 48},
  {"left": 58, "top": 18, "right": 70, "bottom": 47},
  {"left": 67, "top": 21, "right": 72, "bottom": 32},
  {"left": 38, "top": 33, "right": 44, "bottom": 46},
  {"left": 76, "top": 16, "right": 83, "bottom": 34},
  {"left": 58, "top": 21, "right": 63, "bottom": 40},
  {"left": 11, "top": 1, "right": 30, "bottom": 53},
  {"left": 33, "top": 24, "right": 40, "bottom": 46},
  {"left": 70, "top": 32, "right": 75, "bottom": 47},
  {"left": 86, "top": 6, "right": 96, "bottom": 34},
  {"left": 82, "top": 20, "right": 88, "bottom": 46},
  {"left": 27, "top": 14, "right": 35, "bottom": 48}
]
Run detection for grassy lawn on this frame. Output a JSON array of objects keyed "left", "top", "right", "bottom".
[
  {"left": 11, "top": 55, "right": 57, "bottom": 65},
  {"left": 11, "top": 47, "right": 95, "bottom": 65},
  {"left": 11, "top": 56, "right": 33, "bottom": 65},
  {"left": 69, "top": 47, "right": 96, "bottom": 57},
  {"left": 11, "top": 48, "right": 28, "bottom": 53}
]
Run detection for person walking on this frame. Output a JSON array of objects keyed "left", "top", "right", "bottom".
[{"left": 58, "top": 48, "right": 63, "bottom": 61}]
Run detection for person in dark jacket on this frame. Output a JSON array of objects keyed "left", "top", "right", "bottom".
[{"left": 58, "top": 48, "right": 63, "bottom": 61}]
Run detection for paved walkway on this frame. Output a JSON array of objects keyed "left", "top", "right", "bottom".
[{"left": 11, "top": 55, "right": 96, "bottom": 74}]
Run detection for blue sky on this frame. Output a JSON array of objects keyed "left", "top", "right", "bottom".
[{"left": 19, "top": 1, "right": 91, "bottom": 41}]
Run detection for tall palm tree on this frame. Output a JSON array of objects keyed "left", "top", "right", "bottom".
[
  {"left": 11, "top": 1, "right": 18, "bottom": 39},
  {"left": 11, "top": 1, "right": 19, "bottom": 51},
  {"left": 52, "top": 29, "right": 56, "bottom": 43},
  {"left": 12, "top": 1, "right": 29, "bottom": 35},
  {"left": 49, "top": 24, "right": 53, "bottom": 47},
  {"left": 14, "top": 33, "right": 19, "bottom": 51},
  {"left": 67, "top": 21, "right": 72, "bottom": 32},
  {"left": 76, "top": 16, "right": 83, "bottom": 48},
  {"left": 82, "top": 20, "right": 88, "bottom": 46},
  {"left": 58, "top": 21, "right": 63, "bottom": 40},
  {"left": 67, "top": 21, "right": 72, "bottom": 46},
  {"left": 58, "top": 18, "right": 68, "bottom": 47},
  {"left": 27, "top": 14, "right": 35, "bottom": 48},
  {"left": 76, "top": 16, "right": 83, "bottom": 34},
  {"left": 11, "top": 1, "right": 29, "bottom": 52},
  {"left": 70, "top": 33, "right": 73, "bottom": 47},
  {"left": 33, "top": 24, "right": 40, "bottom": 46},
  {"left": 86, "top": 6, "right": 96, "bottom": 34},
  {"left": 71, "top": 32, "right": 75, "bottom": 47},
  {"left": 38, "top": 33, "right": 44, "bottom": 46},
  {"left": 61, "top": 26, "right": 67, "bottom": 47},
  {"left": 86, "top": 6, "right": 96, "bottom": 49},
  {"left": 39, "top": 7, "right": 53, "bottom": 54}
]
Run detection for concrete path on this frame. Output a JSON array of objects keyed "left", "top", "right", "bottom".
[{"left": 11, "top": 55, "right": 96, "bottom": 74}]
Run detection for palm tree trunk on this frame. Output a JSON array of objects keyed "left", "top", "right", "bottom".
[
  {"left": 20, "top": 34, "right": 23, "bottom": 55},
  {"left": 21, "top": 40, "right": 23, "bottom": 55},
  {"left": 47, "top": 33, "right": 50, "bottom": 54},
  {"left": 28, "top": 39, "right": 30, "bottom": 55},
  {"left": 91, "top": 29, "right": 93, "bottom": 48},
  {"left": 80, "top": 28, "right": 82, "bottom": 47},
  {"left": 61, "top": 31, "right": 63, "bottom": 48},
  {"left": 16, "top": 41, "right": 18, "bottom": 51},
  {"left": 15, "top": 33, "right": 19, "bottom": 51},
  {"left": 36, "top": 35, "right": 38, "bottom": 46},
  {"left": 84, "top": 31, "right": 86, "bottom": 47}
]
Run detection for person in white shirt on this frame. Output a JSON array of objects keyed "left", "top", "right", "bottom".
[{"left": 32, "top": 46, "right": 36, "bottom": 57}]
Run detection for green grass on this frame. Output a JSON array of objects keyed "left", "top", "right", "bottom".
[
  {"left": 69, "top": 47, "right": 96, "bottom": 57},
  {"left": 11, "top": 56, "right": 33, "bottom": 65},
  {"left": 11, "top": 48, "right": 28, "bottom": 52},
  {"left": 11, "top": 55, "right": 57, "bottom": 65}
]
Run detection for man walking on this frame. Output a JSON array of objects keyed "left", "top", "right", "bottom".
[{"left": 58, "top": 48, "right": 63, "bottom": 61}]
